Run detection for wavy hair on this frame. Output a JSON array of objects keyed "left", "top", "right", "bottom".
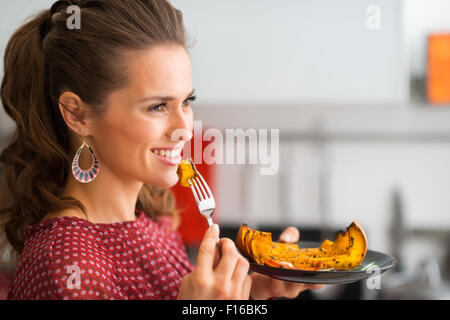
[{"left": 0, "top": 0, "right": 188, "bottom": 264}]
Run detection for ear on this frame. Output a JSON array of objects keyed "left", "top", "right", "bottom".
[{"left": 58, "top": 91, "right": 92, "bottom": 137}]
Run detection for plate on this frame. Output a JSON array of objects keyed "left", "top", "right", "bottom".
[{"left": 247, "top": 241, "right": 397, "bottom": 284}]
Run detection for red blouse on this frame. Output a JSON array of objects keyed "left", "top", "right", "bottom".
[{"left": 7, "top": 209, "right": 194, "bottom": 300}]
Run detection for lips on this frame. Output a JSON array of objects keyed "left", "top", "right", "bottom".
[
  {"left": 151, "top": 148, "right": 182, "bottom": 159},
  {"left": 151, "top": 142, "right": 184, "bottom": 161}
]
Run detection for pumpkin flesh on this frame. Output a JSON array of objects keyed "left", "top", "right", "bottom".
[
  {"left": 177, "top": 159, "right": 197, "bottom": 187},
  {"left": 236, "top": 222, "right": 367, "bottom": 271}
]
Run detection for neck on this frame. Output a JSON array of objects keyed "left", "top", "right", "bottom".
[{"left": 64, "top": 163, "right": 144, "bottom": 224}]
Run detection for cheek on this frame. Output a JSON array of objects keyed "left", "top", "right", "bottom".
[
  {"left": 94, "top": 116, "right": 162, "bottom": 164},
  {"left": 181, "top": 109, "right": 194, "bottom": 139},
  {"left": 123, "top": 125, "right": 159, "bottom": 146},
  {"left": 187, "top": 108, "right": 194, "bottom": 129}
]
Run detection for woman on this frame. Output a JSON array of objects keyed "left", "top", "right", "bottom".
[{"left": 0, "top": 0, "right": 322, "bottom": 300}]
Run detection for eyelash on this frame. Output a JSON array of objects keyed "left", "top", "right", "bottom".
[{"left": 147, "top": 95, "right": 197, "bottom": 112}]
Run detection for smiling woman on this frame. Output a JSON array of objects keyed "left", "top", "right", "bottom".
[{"left": 0, "top": 0, "right": 323, "bottom": 301}]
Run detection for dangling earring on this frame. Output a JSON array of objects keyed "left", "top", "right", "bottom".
[{"left": 72, "top": 138, "right": 100, "bottom": 183}]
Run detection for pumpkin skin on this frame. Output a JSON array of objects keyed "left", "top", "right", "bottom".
[
  {"left": 177, "top": 159, "right": 197, "bottom": 187},
  {"left": 236, "top": 221, "right": 368, "bottom": 271}
]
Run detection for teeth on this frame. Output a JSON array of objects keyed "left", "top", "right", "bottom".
[
  {"left": 172, "top": 149, "right": 181, "bottom": 157},
  {"left": 153, "top": 148, "right": 182, "bottom": 160}
]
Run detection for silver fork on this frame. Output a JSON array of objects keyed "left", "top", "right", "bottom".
[{"left": 186, "top": 158, "right": 216, "bottom": 228}]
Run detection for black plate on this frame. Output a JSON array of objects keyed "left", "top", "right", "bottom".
[{"left": 247, "top": 241, "right": 397, "bottom": 284}]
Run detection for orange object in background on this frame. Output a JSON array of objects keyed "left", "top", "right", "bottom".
[
  {"left": 427, "top": 34, "right": 450, "bottom": 104},
  {"left": 170, "top": 133, "right": 218, "bottom": 247}
]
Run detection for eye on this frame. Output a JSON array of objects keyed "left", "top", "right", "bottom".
[
  {"left": 147, "top": 103, "right": 166, "bottom": 112},
  {"left": 183, "top": 95, "right": 197, "bottom": 107}
]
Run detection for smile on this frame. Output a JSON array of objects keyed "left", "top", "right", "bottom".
[
  {"left": 151, "top": 148, "right": 182, "bottom": 159},
  {"left": 151, "top": 146, "right": 183, "bottom": 166}
]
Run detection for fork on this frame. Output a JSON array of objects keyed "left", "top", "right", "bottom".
[{"left": 186, "top": 158, "right": 216, "bottom": 228}]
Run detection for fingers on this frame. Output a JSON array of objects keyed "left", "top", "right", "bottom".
[
  {"left": 284, "top": 282, "right": 306, "bottom": 298},
  {"left": 279, "top": 282, "right": 324, "bottom": 298},
  {"left": 183, "top": 227, "right": 252, "bottom": 299},
  {"left": 231, "top": 254, "right": 250, "bottom": 286},
  {"left": 212, "top": 244, "right": 221, "bottom": 269},
  {"left": 304, "top": 284, "right": 325, "bottom": 290},
  {"left": 229, "top": 255, "right": 251, "bottom": 300},
  {"left": 195, "top": 224, "right": 220, "bottom": 273},
  {"left": 279, "top": 226, "right": 300, "bottom": 243},
  {"left": 214, "top": 238, "right": 239, "bottom": 277},
  {"left": 240, "top": 275, "right": 252, "bottom": 300},
  {"left": 212, "top": 238, "right": 251, "bottom": 299},
  {"left": 267, "top": 278, "right": 324, "bottom": 299}
]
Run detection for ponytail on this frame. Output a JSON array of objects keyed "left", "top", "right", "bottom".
[
  {"left": 2, "top": 11, "right": 49, "bottom": 137},
  {"left": 0, "top": 11, "right": 83, "bottom": 263}
]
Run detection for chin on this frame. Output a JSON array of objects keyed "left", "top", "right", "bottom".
[{"left": 147, "top": 173, "right": 179, "bottom": 189}]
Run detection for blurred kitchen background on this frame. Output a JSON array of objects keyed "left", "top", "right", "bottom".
[{"left": 1, "top": 0, "right": 450, "bottom": 299}]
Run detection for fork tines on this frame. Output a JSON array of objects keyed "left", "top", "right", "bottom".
[{"left": 188, "top": 159, "right": 213, "bottom": 201}]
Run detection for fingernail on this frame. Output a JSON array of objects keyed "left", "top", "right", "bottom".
[
  {"left": 281, "top": 234, "right": 293, "bottom": 242},
  {"left": 212, "top": 224, "right": 219, "bottom": 235}
]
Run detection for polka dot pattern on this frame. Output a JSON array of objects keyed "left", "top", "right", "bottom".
[{"left": 7, "top": 209, "right": 193, "bottom": 300}]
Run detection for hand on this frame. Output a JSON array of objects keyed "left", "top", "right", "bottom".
[
  {"left": 249, "top": 226, "right": 324, "bottom": 300},
  {"left": 177, "top": 224, "right": 252, "bottom": 300}
]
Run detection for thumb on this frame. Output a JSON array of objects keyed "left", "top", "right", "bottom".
[
  {"left": 279, "top": 226, "right": 300, "bottom": 243},
  {"left": 195, "top": 224, "right": 220, "bottom": 273}
]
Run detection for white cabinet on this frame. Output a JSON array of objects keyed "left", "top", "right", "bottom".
[{"left": 172, "top": 0, "right": 407, "bottom": 106}]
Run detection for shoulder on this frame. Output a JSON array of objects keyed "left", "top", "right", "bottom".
[
  {"left": 18, "top": 215, "right": 113, "bottom": 274},
  {"left": 9, "top": 217, "right": 117, "bottom": 300},
  {"left": 154, "top": 214, "right": 178, "bottom": 236}
]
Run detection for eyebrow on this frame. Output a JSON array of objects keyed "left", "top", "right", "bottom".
[{"left": 137, "top": 89, "right": 195, "bottom": 103}]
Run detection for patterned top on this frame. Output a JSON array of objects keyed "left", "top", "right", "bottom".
[{"left": 7, "top": 209, "right": 193, "bottom": 300}]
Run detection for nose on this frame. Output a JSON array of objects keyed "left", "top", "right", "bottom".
[{"left": 167, "top": 106, "right": 193, "bottom": 143}]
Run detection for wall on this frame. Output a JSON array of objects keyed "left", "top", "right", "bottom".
[
  {"left": 171, "top": 0, "right": 406, "bottom": 106},
  {"left": 0, "top": 0, "right": 54, "bottom": 141}
]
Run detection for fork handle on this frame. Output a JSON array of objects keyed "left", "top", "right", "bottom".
[{"left": 206, "top": 217, "right": 213, "bottom": 227}]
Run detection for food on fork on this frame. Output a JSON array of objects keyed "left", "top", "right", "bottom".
[
  {"left": 236, "top": 221, "right": 367, "bottom": 271},
  {"left": 177, "top": 159, "right": 197, "bottom": 187}
]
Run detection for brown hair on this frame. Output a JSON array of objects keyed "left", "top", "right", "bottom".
[{"left": 0, "top": 0, "right": 189, "bottom": 264}]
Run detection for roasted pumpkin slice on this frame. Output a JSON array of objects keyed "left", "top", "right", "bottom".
[
  {"left": 236, "top": 224, "right": 253, "bottom": 260},
  {"left": 177, "top": 159, "right": 197, "bottom": 187},
  {"left": 320, "top": 239, "right": 334, "bottom": 250},
  {"left": 243, "top": 227, "right": 256, "bottom": 260},
  {"left": 235, "top": 221, "right": 368, "bottom": 271},
  {"left": 284, "top": 222, "right": 368, "bottom": 270},
  {"left": 249, "top": 230, "right": 273, "bottom": 265}
]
